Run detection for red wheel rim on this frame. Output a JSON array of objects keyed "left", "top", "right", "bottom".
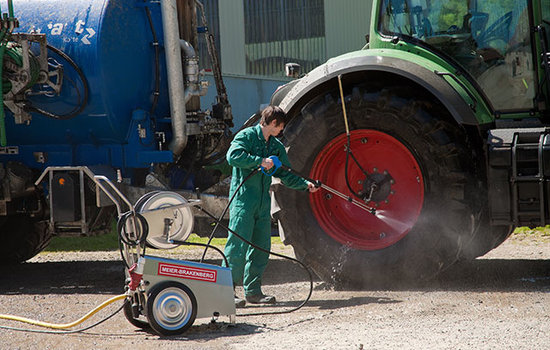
[{"left": 309, "top": 130, "right": 424, "bottom": 250}]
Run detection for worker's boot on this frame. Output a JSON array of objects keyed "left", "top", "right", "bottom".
[
  {"left": 234, "top": 295, "right": 246, "bottom": 308},
  {"left": 245, "top": 293, "right": 276, "bottom": 304}
]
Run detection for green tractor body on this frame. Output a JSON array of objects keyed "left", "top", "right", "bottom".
[{"left": 271, "top": 0, "right": 550, "bottom": 286}]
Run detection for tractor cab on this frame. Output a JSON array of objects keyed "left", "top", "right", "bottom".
[{"left": 377, "top": 0, "right": 550, "bottom": 117}]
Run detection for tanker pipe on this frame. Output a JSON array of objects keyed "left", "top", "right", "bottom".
[
  {"left": 180, "top": 39, "right": 196, "bottom": 62},
  {"left": 161, "top": 0, "right": 187, "bottom": 157},
  {"left": 180, "top": 39, "right": 202, "bottom": 104}
]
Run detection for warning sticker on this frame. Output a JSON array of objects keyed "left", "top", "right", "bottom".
[{"left": 158, "top": 263, "right": 217, "bottom": 283}]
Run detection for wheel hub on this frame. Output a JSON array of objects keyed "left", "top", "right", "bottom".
[
  {"left": 309, "top": 129, "right": 424, "bottom": 250},
  {"left": 153, "top": 287, "right": 193, "bottom": 329},
  {"left": 359, "top": 170, "right": 394, "bottom": 203}
]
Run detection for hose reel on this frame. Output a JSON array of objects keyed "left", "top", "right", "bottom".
[{"left": 135, "top": 191, "right": 196, "bottom": 249}]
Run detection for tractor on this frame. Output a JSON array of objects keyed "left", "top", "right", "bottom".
[{"left": 270, "top": 0, "right": 550, "bottom": 286}]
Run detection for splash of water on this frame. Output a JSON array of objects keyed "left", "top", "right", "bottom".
[
  {"left": 374, "top": 209, "right": 412, "bottom": 233},
  {"left": 330, "top": 243, "right": 353, "bottom": 285}
]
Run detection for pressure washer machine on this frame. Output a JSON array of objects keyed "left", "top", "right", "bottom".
[
  {"left": 25, "top": 163, "right": 320, "bottom": 336},
  {"left": 36, "top": 166, "right": 236, "bottom": 336},
  {"left": 126, "top": 255, "right": 236, "bottom": 336}
]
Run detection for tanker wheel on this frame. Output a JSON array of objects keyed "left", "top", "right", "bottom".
[
  {"left": 0, "top": 216, "right": 52, "bottom": 264},
  {"left": 146, "top": 281, "right": 197, "bottom": 336},
  {"left": 275, "top": 85, "right": 482, "bottom": 287}
]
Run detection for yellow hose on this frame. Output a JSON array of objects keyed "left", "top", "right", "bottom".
[{"left": 0, "top": 294, "right": 127, "bottom": 329}]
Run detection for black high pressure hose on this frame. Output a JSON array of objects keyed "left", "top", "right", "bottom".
[
  {"left": 200, "top": 169, "right": 259, "bottom": 262},
  {"left": 113, "top": 167, "right": 314, "bottom": 316},
  {"left": 117, "top": 212, "right": 149, "bottom": 269},
  {"left": 197, "top": 167, "right": 314, "bottom": 317}
]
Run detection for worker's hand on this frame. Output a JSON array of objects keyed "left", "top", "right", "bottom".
[
  {"left": 261, "top": 157, "right": 274, "bottom": 170},
  {"left": 307, "top": 182, "right": 320, "bottom": 193}
]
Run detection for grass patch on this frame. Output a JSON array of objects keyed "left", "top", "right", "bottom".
[
  {"left": 513, "top": 226, "right": 550, "bottom": 237},
  {"left": 44, "top": 223, "right": 546, "bottom": 253},
  {"left": 44, "top": 230, "right": 120, "bottom": 252},
  {"left": 41, "top": 219, "right": 545, "bottom": 253},
  {"left": 43, "top": 224, "right": 283, "bottom": 253}
]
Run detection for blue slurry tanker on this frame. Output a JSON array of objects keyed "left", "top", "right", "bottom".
[{"left": 0, "top": 0, "right": 233, "bottom": 262}]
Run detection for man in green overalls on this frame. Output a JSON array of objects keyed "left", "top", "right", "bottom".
[{"left": 224, "top": 105, "right": 318, "bottom": 307}]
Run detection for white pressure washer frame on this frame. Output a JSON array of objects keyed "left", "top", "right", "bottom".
[{"left": 36, "top": 166, "right": 236, "bottom": 334}]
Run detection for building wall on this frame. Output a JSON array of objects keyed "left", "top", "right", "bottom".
[
  {"left": 324, "top": 0, "right": 372, "bottom": 58},
  {"left": 218, "top": 0, "right": 246, "bottom": 75},
  {"left": 200, "top": 0, "right": 373, "bottom": 130}
]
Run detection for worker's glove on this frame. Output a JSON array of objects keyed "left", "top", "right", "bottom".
[{"left": 261, "top": 155, "right": 282, "bottom": 176}]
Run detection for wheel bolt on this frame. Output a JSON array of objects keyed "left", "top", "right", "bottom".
[
  {"left": 325, "top": 194, "right": 332, "bottom": 200},
  {"left": 361, "top": 138, "right": 368, "bottom": 144},
  {"left": 380, "top": 232, "right": 386, "bottom": 239}
]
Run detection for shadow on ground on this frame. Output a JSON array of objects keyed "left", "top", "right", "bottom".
[{"left": 0, "top": 256, "right": 548, "bottom": 295}]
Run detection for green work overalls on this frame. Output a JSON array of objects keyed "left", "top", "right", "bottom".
[{"left": 224, "top": 124, "right": 308, "bottom": 297}]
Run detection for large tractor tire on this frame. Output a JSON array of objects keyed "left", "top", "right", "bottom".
[
  {"left": 274, "top": 85, "right": 485, "bottom": 287},
  {"left": 459, "top": 208, "right": 511, "bottom": 260},
  {"left": 0, "top": 215, "right": 52, "bottom": 263}
]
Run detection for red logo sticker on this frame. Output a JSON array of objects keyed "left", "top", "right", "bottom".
[{"left": 157, "top": 263, "right": 217, "bottom": 283}]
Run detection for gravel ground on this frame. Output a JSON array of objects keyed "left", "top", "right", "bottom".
[{"left": 0, "top": 233, "right": 549, "bottom": 350}]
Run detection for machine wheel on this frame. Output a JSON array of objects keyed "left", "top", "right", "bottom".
[
  {"left": 0, "top": 216, "right": 52, "bottom": 263},
  {"left": 146, "top": 281, "right": 197, "bottom": 336},
  {"left": 123, "top": 297, "right": 150, "bottom": 330},
  {"left": 275, "top": 85, "right": 482, "bottom": 287}
]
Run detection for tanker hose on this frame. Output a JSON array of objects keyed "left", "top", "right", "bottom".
[
  {"left": 0, "top": 294, "right": 127, "bottom": 330},
  {"left": 145, "top": 5, "right": 160, "bottom": 116},
  {"left": 24, "top": 44, "right": 89, "bottom": 120}
]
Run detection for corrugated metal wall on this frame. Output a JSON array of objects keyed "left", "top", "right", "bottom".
[
  {"left": 211, "top": 0, "right": 373, "bottom": 77},
  {"left": 243, "top": 0, "right": 326, "bottom": 77},
  {"left": 196, "top": 0, "right": 220, "bottom": 70},
  {"left": 200, "top": 0, "right": 374, "bottom": 128}
]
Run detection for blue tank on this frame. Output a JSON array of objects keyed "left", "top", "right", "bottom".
[{"left": 2, "top": 0, "right": 173, "bottom": 171}]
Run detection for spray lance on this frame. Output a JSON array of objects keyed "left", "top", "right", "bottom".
[{"left": 262, "top": 155, "right": 377, "bottom": 215}]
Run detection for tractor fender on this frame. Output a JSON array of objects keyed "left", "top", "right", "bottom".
[{"left": 276, "top": 54, "right": 479, "bottom": 125}]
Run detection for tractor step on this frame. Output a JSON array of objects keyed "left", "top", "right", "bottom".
[{"left": 488, "top": 128, "right": 550, "bottom": 226}]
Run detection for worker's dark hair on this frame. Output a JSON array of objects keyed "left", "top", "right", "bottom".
[{"left": 260, "top": 105, "right": 286, "bottom": 126}]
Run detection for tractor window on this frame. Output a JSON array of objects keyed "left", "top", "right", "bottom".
[{"left": 379, "top": 0, "right": 537, "bottom": 111}]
